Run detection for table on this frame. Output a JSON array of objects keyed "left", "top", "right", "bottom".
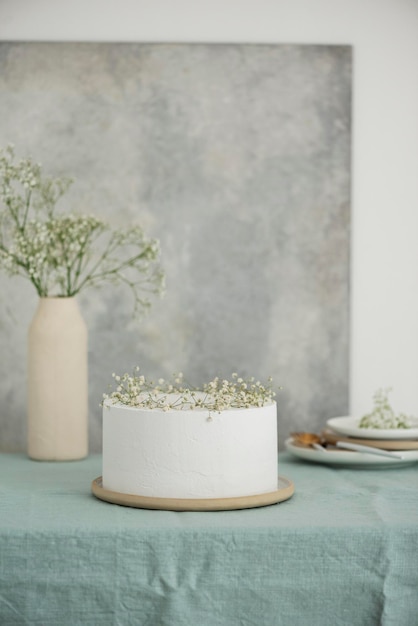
[{"left": 1, "top": 453, "right": 417, "bottom": 626}]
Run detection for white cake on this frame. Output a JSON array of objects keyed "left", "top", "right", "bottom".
[{"left": 102, "top": 399, "right": 278, "bottom": 499}]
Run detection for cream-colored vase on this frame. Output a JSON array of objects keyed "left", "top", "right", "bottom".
[{"left": 28, "top": 297, "right": 88, "bottom": 461}]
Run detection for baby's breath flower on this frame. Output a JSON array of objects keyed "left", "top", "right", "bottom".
[
  {"left": 0, "top": 145, "right": 164, "bottom": 315},
  {"left": 360, "top": 388, "right": 412, "bottom": 429},
  {"left": 103, "top": 369, "right": 278, "bottom": 413}
]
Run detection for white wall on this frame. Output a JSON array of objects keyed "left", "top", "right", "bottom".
[{"left": 1, "top": 0, "right": 418, "bottom": 417}]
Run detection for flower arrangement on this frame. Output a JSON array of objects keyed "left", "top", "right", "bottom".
[
  {"left": 104, "top": 368, "right": 277, "bottom": 413},
  {"left": 359, "top": 388, "right": 412, "bottom": 429},
  {"left": 0, "top": 145, "right": 164, "bottom": 314}
]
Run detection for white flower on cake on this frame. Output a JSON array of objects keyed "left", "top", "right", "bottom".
[
  {"left": 104, "top": 368, "right": 277, "bottom": 413},
  {"left": 359, "top": 388, "right": 413, "bottom": 429}
]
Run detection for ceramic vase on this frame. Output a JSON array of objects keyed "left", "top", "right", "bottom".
[{"left": 27, "top": 297, "right": 88, "bottom": 461}]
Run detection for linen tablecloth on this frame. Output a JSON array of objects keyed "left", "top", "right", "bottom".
[{"left": 1, "top": 452, "right": 417, "bottom": 626}]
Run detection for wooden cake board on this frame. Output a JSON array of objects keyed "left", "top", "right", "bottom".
[{"left": 91, "top": 475, "right": 294, "bottom": 511}]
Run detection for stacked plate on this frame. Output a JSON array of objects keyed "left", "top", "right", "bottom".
[{"left": 285, "top": 416, "right": 418, "bottom": 468}]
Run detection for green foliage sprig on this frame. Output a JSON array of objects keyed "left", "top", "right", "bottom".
[
  {"left": 104, "top": 368, "right": 277, "bottom": 413},
  {"left": 359, "top": 388, "right": 412, "bottom": 429},
  {"left": 0, "top": 145, "right": 164, "bottom": 314}
]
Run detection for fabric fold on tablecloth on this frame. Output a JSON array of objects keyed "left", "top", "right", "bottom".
[{"left": 1, "top": 453, "right": 418, "bottom": 626}]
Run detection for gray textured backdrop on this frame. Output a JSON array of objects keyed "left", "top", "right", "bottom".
[{"left": 0, "top": 43, "right": 351, "bottom": 452}]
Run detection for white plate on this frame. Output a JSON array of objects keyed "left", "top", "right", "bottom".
[
  {"left": 285, "top": 438, "right": 418, "bottom": 468},
  {"left": 326, "top": 416, "right": 418, "bottom": 440}
]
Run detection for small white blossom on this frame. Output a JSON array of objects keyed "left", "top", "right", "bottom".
[
  {"left": 359, "top": 388, "right": 412, "bottom": 430},
  {"left": 0, "top": 145, "right": 164, "bottom": 315},
  {"left": 103, "top": 368, "right": 277, "bottom": 412}
]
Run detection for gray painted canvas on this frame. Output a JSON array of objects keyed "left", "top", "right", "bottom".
[{"left": 0, "top": 43, "right": 351, "bottom": 452}]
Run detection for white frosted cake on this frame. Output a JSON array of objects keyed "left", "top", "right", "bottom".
[{"left": 102, "top": 399, "right": 278, "bottom": 499}]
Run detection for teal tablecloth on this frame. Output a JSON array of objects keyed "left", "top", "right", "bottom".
[{"left": 1, "top": 452, "right": 418, "bottom": 626}]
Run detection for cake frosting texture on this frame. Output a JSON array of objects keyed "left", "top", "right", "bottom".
[{"left": 102, "top": 400, "right": 278, "bottom": 499}]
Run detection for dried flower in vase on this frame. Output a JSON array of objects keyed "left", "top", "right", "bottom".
[{"left": 0, "top": 145, "right": 164, "bottom": 315}]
